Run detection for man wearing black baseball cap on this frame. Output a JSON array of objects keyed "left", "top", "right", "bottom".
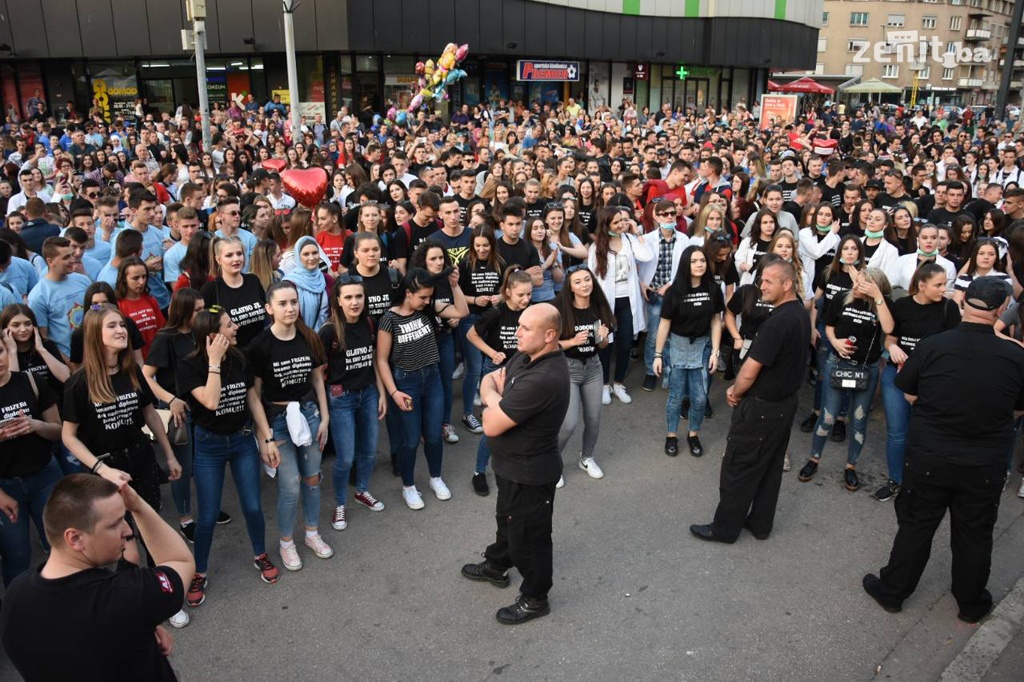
[{"left": 864, "top": 277, "right": 1024, "bottom": 623}]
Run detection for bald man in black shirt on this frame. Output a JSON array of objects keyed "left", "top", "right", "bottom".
[{"left": 864, "top": 278, "right": 1024, "bottom": 623}]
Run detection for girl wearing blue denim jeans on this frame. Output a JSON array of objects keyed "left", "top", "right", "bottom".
[
  {"left": 175, "top": 308, "right": 280, "bottom": 608},
  {"left": 142, "top": 289, "right": 217, "bottom": 543},
  {"left": 319, "top": 273, "right": 388, "bottom": 533},
  {"left": 466, "top": 267, "right": 533, "bottom": 495},
  {"left": 248, "top": 281, "right": 332, "bottom": 571},
  {"left": 376, "top": 267, "right": 468, "bottom": 510},
  {"left": 874, "top": 264, "right": 960, "bottom": 502},
  {"left": 410, "top": 242, "right": 466, "bottom": 445},
  {"left": 0, "top": 343, "right": 62, "bottom": 587},
  {"left": 554, "top": 266, "right": 612, "bottom": 484},
  {"left": 798, "top": 268, "right": 894, "bottom": 493},
  {"left": 652, "top": 246, "right": 724, "bottom": 458},
  {"left": 457, "top": 226, "right": 505, "bottom": 436}
]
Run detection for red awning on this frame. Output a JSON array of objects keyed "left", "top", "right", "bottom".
[{"left": 777, "top": 77, "right": 835, "bottom": 95}]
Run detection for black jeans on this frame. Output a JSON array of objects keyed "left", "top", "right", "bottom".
[
  {"left": 598, "top": 296, "right": 634, "bottom": 385},
  {"left": 485, "top": 475, "right": 557, "bottom": 601},
  {"left": 876, "top": 455, "right": 1005, "bottom": 618},
  {"left": 711, "top": 395, "right": 798, "bottom": 541}
]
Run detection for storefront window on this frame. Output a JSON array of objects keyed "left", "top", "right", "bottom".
[
  {"left": 384, "top": 56, "right": 416, "bottom": 110},
  {"left": 297, "top": 55, "right": 326, "bottom": 121},
  {"left": 355, "top": 55, "right": 378, "bottom": 73}
]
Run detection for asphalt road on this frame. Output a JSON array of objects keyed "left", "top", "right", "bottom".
[{"left": 3, "top": 369, "right": 1024, "bottom": 682}]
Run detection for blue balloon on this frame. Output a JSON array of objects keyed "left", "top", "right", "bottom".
[{"left": 396, "top": 110, "right": 407, "bottom": 126}]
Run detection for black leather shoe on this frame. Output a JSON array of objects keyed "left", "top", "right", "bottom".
[
  {"left": 472, "top": 473, "right": 489, "bottom": 497},
  {"left": 831, "top": 420, "right": 847, "bottom": 442},
  {"left": 797, "top": 459, "right": 819, "bottom": 482},
  {"left": 689, "top": 524, "right": 735, "bottom": 544},
  {"left": 862, "top": 574, "right": 902, "bottom": 613},
  {"left": 957, "top": 590, "right": 993, "bottom": 624},
  {"left": 687, "top": 435, "right": 703, "bottom": 457},
  {"left": 799, "top": 412, "right": 817, "bottom": 433},
  {"left": 744, "top": 519, "right": 769, "bottom": 540},
  {"left": 664, "top": 436, "right": 679, "bottom": 456},
  {"left": 461, "top": 562, "right": 510, "bottom": 588},
  {"left": 704, "top": 403, "right": 714, "bottom": 419},
  {"left": 496, "top": 595, "right": 550, "bottom": 625}
]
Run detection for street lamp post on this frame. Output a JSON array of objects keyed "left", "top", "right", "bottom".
[{"left": 282, "top": 0, "right": 302, "bottom": 137}]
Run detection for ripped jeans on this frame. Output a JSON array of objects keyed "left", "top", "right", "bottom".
[{"left": 809, "top": 354, "right": 880, "bottom": 467}]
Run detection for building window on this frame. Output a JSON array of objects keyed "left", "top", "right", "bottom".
[
  {"left": 917, "top": 65, "right": 931, "bottom": 79},
  {"left": 845, "top": 64, "right": 864, "bottom": 77},
  {"left": 922, "top": 16, "right": 936, "bottom": 30},
  {"left": 815, "top": 63, "right": 825, "bottom": 75},
  {"left": 942, "top": 67, "right": 954, "bottom": 80},
  {"left": 822, "top": 11, "right": 828, "bottom": 26},
  {"left": 950, "top": 16, "right": 962, "bottom": 31},
  {"left": 848, "top": 39, "right": 868, "bottom": 53},
  {"left": 946, "top": 42, "right": 957, "bottom": 54},
  {"left": 818, "top": 38, "right": 827, "bottom": 53},
  {"left": 886, "top": 14, "right": 905, "bottom": 28},
  {"left": 850, "top": 12, "right": 869, "bottom": 27},
  {"left": 883, "top": 64, "right": 899, "bottom": 79}
]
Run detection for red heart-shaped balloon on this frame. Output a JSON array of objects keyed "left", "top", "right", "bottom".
[
  {"left": 261, "top": 158, "right": 286, "bottom": 173},
  {"left": 280, "top": 168, "right": 328, "bottom": 209}
]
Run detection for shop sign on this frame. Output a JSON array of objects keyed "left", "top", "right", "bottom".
[
  {"left": 516, "top": 61, "right": 580, "bottom": 82},
  {"left": 758, "top": 94, "right": 799, "bottom": 130},
  {"left": 633, "top": 64, "right": 649, "bottom": 80},
  {"left": 92, "top": 70, "right": 138, "bottom": 122}
]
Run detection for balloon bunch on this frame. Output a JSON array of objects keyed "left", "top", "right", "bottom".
[{"left": 386, "top": 42, "right": 469, "bottom": 127}]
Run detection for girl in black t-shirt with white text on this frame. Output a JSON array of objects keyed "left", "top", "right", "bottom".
[
  {"left": 200, "top": 236, "right": 267, "bottom": 349},
  {"left": 652, "top": 245, "right": 724, "bottom": 458},
  {"left": 798, "top": 268, "right": 894, "bottom": 493},
  {"left": 376, "top": 267, "right": 467, "bottom": 510},
  {"left": 248, "top": 281, "right": 332, "bottom": 571}
]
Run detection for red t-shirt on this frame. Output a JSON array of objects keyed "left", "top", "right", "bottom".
[
  {"left": 118, "top": 295, "right": 165, "bottom": 358},
  {"left": 316, "top": 230, "right": 348, "bottom": 273}
]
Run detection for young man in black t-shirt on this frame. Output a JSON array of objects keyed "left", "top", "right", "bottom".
[
  {"left": 392, "top": 189, "right": 441, "bottom": 273},
  {"left": 0, "top": 475, "right": 194, "bottom": 681},
  {"left": 493, "top": 205, "right": 543, "bottom": 286}
]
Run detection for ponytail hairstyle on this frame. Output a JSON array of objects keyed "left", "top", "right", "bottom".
[
  {"left": 328, "top": 272, "right": 368, "bottom": 351},
  {"left": 82, "top": 303, "right": 140, "bottom": 404},
  {"left": 908, "top": 262, "right": 947, "bottom": 296},
  {"left": 500, "top": 264, "right": 533, "bottom": 301},
  {"left": 264, "top": 280, "right": 326, "bottom": 366}
]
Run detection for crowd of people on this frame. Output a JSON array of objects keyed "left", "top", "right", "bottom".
[{"left": 0, "top": 88, "right": 1023, "bottom": 673}]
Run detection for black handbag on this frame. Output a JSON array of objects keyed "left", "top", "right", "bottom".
[{"left": 829, "top": 333, "right": 874, "bottom": 392}]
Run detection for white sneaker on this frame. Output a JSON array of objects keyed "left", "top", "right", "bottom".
[
  {"left": 579, "top": 457, "right": 604, "bottom": 479},
  {"left": 612, "top": 383, "right": 632, "bottom": 404},
  {"left": 453, "top": 362, "right": 465, "bottom": 380},
  {"left": 783, "top": 454, "right": 791, "bottom": 472},
  {"left": 556, "top": 475, "right": 565, "bottom": 489},
  {"left": 168, "top": 609, "right": 190, "bottom": 628},
  {"left": 442, "top": 423, "right": 460, "bottom": 443},
  {"left": 473, "top": 392, "right": 482, "bottom": 407},
  {"left": 429, "top": 476, "right": 452, "bottom": 500},
  {"left": 279, "top": 541, "right": 303, "bottom": 571},
  {"left": 304, "top": 533, "right": 334, "bottom": 559},
  {"left": 403, "top": 486, "right": 425, "bottom": 510},
  {"left": 602, "top": 385, "right": 612, "bottom": 405},
  {"left": 1018, "top": 479, "right": 1024, "bottom": 499}
]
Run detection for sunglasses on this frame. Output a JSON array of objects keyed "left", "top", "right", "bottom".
[
  {"left": 85, "top": 192, "right": 99, "bottom": 198},
  {"left": 336, "top": 273, "right": 364, "bottom": 285},
  {"left": 565, "top": 264, "right": 590, "bottom": 275}
]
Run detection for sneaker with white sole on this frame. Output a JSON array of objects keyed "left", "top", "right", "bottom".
[
  {"left": 442, "top": 423, "right": 460, "bottom": 443},
  {"left": 331, "top": 505, "right": 347, "bottom": 531},
  {"left": 279, "top": 541, "right": 303, "bottom": 571},
  {"left": 429, "top": 476, "right": 452, "bottom": 500},
  {"left": 556, "top": 475, "right": 565, "bottom": 489},
  {"left": 474, "top": 392, "right": 482, "bottom": 407},
  {"left": 462, "top": 414, "right": 483, "bottom": 434},
  {"left": 304, "top": 534, "right": 334, "bottom": 559},
  {"left": 579, "top": 457, "right": 604, "bottom": 479},
  {"left": 169, "top": 609, "right": 190, "bottom": 628},
  {"left": 403, "top": 486, "right": 425, "bottom": 510},
  {"left": 453, "top": 362, "right": 465, "bottom": 380},
  {"left": 353, "top": 490, "right": 385, "bottom": 511},
  {"left": 612, "top": 383, "right": 632, "bottom": 404},
  {"left": 1017, "top": 479, "right": 1024, "bottom": 499},
  {"left": 602, "top": 385, "right": 612, "bottom": 405}
]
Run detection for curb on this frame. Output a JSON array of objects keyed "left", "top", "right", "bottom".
[{"left": 940, "top": 574, "right": 1024, "bottom": 681}]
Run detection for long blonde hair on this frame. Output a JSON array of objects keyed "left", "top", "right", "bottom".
[
  {"left": 82, "top": 303, "right": 140, "bottom": 404},
  {"left": 767, "top": 231, "right": 807, "bottom": 298},
  {"left": 843, "top": 267, "right": 892, "bottom": 313}
]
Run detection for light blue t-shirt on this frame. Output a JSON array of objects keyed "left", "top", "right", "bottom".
[
  {"left": 86, "top": 237, "right": 112, "bottom": 263},
  {"left": 112, "top": 224, "right": 171, "bottom": 309},
  {"left": 27, "top": 273, "right": 92, "bottom": 357},
  {"left": 215, "top": 229, "right": 258, "bottom": 273},
  {"left": 97, "top": 263, "right": 118, "bottom": 287},
  {"left": 164, "top": 241, "right": 187, "bottom": 284},
  {"left": 0, "top": 257, "right": 40, "bottom": 298},
  {"left": 0, "top": 283, "right": 19, "bottom": 308}
]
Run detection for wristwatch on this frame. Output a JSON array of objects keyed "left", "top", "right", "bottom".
[{"left": 874, "top": 298, "right": 884, "bottom": 305}]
